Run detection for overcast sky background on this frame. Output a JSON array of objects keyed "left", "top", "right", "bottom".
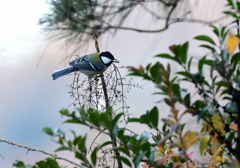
[{"left": 0, "top": 0, "right": 230, "bottom": 167}]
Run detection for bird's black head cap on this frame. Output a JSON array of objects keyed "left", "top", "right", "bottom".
[{"left": 100, "top": 51, "right": 119, "bottom": 67}]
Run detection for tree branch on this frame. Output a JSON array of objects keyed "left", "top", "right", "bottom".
[{"left": 0, "top": 138, "right": 82, "bottom": 168}]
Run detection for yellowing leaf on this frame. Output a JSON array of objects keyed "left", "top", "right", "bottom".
[
  {"left": 212, "top": 115, "right": 225, "bottom": 136},
  {"left": 139, "top": 65, "right": 144, "bottom": 72},
  {"left": 169, "top": 45, "right": 176, "bottom": 53},
  {"left": 226, "top": 33, "right": 239, "bottom": 55},
  {"left": 216, "top": 156, "right": 222, "bottom": 163},
  {"left": 183, "top": 131, "right": 199, "bottom": 148},
  {"left": 162, "top": 118, "right": 175, "bottom": 125},
  {"left": 211, "top": 138, "right": 219, "bottom": 155},
  {"left": 201, "top": 122, "right": 212, "bottom": 134},
  {"left": 200, "top": 135, "right": 210, "bottom": 156}
]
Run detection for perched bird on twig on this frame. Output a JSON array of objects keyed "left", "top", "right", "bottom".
[{"left": 52, "top": 51, "right": 119, "bottom": 80}]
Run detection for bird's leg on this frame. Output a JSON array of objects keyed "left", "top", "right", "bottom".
[{"left": 94, "top": 74, "right": 103, "bottom": 80}]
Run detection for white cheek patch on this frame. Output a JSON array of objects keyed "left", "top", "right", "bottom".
[{"left": 101, "top": 57, "right": 112, "bottom": 64}]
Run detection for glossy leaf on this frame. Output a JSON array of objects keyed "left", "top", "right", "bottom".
[
  {"left": 200, "top": 44, "right": 216, "bottom": 53},
  {"left": 45, "top": 158, "right": 60, "bottom": 168},
  {"left": 150, "top": 62, "right": 161, "bottom": 83},
  {"left": 197, "top": 105, "right": 213, "bottom": 122},
  {"left": 59, "top": 109, "right": 69, "bottom": 115},
  {"left": 116, "top": 147, "right": 130, "bottom": 157},
  {"left": 91, "top": 147, "right": 98, "bottom": 166},
  {"left": 187, "top": 57, "right": 193, "bottom": 70},
  {"left": 231, "top": 52, "right": 240, "bottom": 68},
  {"left": 210, "top": 25, "right": 219, "bottom": 36},
  {"left": 89, "top": 112, "right": 100, "bottom": 127},
  {"left": 42, "top": 127, "right": 54, "bottom": 136},
  {"left": 114, "top": 156, "right": 132, "bottom": 167},
  {"left": 179, "top": 42, "right": 189, "bottom": 64},
  {"left": 226, "top": 102, "right": 238, "bottom": 113},
  {"left": 54, "top": 146, "right": 72, "bottom": 152},
  {"left": 149, "top": 106, "right": 159, "bottom": 128},
  {"left": 200, "top": 135, "right": 210, "bottom": 156},
  {"left": 155, "top": 53, "right": 176, "bottom": 62},
  {"left": 100, "top": 113, "right": 111, "bottom": 129},
  {"left": 112, "top": 112, "right": 124, "bottom": 129},
  {"left": 223, "top": 11, "right": 239, "bottom": 19},
  {"left": 194, "top": 35, "right": 215, "bottom": 45}
]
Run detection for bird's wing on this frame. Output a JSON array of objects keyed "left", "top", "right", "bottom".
[{"left": 69, "top": 54, "right": 104, "bottom": 71}]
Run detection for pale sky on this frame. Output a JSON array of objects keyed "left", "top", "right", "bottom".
[{"left": 0, "top": 0, "right": 230, "bottom": 167}]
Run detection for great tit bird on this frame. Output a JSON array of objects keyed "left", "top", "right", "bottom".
[{"left": 52, "top": 51, "right": 119, "bottom": 80}]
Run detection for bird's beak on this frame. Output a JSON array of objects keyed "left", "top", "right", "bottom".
[{"left": 113, "top": 59, "right": 119, "bottom": 63}]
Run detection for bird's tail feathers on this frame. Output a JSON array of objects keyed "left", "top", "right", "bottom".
[{"left": 52, "top": 67, "right": 77, "bottom": 80}]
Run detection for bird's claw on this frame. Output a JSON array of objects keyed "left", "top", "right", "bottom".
[{"left": 94, "top": 74, "right": 103, "bottom": 80}]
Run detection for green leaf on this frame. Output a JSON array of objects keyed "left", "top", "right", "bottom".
[
  {"left": 223, "top": 11, "right": 239, "bottom": 19},
  {"left": 149, "top": 150, "right": 156, "bottom": 162},
  {"left": 200, "top": 135, "right": 210, "bottom": 156},
  {"left": 100, "top": 112, "right": 112, "bottom": 130},
  {"left": 35, "top": 161, "right": 46, "bottom": 167},
  {"left": 150, "top": 62, "right": 161, "bottom": 83},
  {"left": 91, "top": 147, "right": 98, "bottom": 166},
  {"left": 89, "top": 112, "right": 100, "bottom": 127},
  {"left": 54, "top": 146, "right": 72, "bottom": 152},
  {"left": 59, "top": 109, "right": 69, "bottom": 115},
  {"left": 197, "top": 105, "right": 214, "bottom": 122},
  {"left": 118, "top": 129, "right": 125, "bottom": 139},
  {"left": 200, "top": 44, "right": 216, "bottom": 53},
  {"left": 210, "top": 25, "right": 219, "bottom": 36},
  {"left": 188, "top": 57, "right": 193, "bottom": 70},
  {"left": 116, "top": 147, "right": 130, "bottom": 157},
  {"left": 63, "top": 119, "right": 86, "bottom": 125},
  {"left": 112, "top": 124, "right": 119, "bottom": 136},
  {"left": 42, "top": 127, "right": 54, "bottom": 136},
  {"left": 180, "top": 42, "right": 189, "bottom": 64},
  {"left": 114, "top": 156, "right": 132, "bottom": 167},
  {"left": 100, "top": 112, "right": 111, "bottom": 129},
  {"left": 14, "top": 160, "right": 26, "bottom": 167},
  {"left": 154, "top": 53, "right": 176, "bottom": 61},
  {"left": 194, "top": 35, "right": 215, "bottom": 45},
  {"left": 231, "top": 52, "right": 240, "bottom": 68},
  {"left": 99, "top": 141, "right": 114, "bottom": 149},
  {"left": 135, "top": 151, "right": 146, "bottom": 166},
  {"left": 127, "top": 118, "right": 142, "bottom": 122},
  {"left": 75, "top": 152, "right": 84, "bottom": 161},
  {"left": 149, "top": 106, "right": 159, "bottom": 128},
  {"left": 140, "top": 142, "right": 151, "bottom": 153},
  {"left": 70, "top": 129, "right": 76, "bottom": 138},
  {"left": 140, "top": 113, "right": 150, "bottom": 125},
  {"left": 45, "top": 158, "right": 60, "bottom": 168},
  {"left": 226, "top": 102, "right": 238, "bottom": 113},
  {"left": 78, "top": 136, "right": 86, "bottom": 153},
  {"left": 112, "top": 113, "right": 123, "bottom": 129},
  {"left": 176, "top": 71, "right": 190, "bottom": 77},
  {"left": 227, "top": 132, "right": 235, "bottom": 144}
]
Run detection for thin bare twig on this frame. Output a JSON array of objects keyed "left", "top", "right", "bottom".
[
  {"left": 94, "top": 37, "right": 109, "bottom": 109},
  {"left": 0, "top": 153, "right": 5, "bottom": 159},
  {"left": 0, "top": 138, "right": 82, "bottom": 168},
  {"left": 139, "top": 3, "right": 229, "bottom": 25}
]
